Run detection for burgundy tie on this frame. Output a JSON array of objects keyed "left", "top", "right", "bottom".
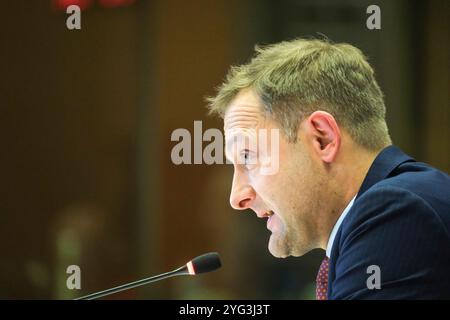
[{"left": 316, "top": 256, "right": 329, "bottom": 300}]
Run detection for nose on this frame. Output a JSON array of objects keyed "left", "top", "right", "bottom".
[{"left": 229, "top": 169, "right": 256, "bottom": 210}]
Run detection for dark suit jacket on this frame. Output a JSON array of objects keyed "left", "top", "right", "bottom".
[{"left": 328, "top": 145, "right": 450, "bottom": 299}]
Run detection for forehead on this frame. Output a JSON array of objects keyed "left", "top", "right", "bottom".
[
  {"left": 224, "top": 89, "right": 264, "bottom": 132},
  {"left": 223, "top": 90, "right": 282, "bottom": 161}
]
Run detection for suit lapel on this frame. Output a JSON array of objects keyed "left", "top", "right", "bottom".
[{"left": 327, "top": 145, "right": 415, "bottom": 298}]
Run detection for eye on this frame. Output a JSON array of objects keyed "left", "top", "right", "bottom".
[
  {"left": 239, "top": 150, "right": 250, "bottom": 164},
  {"left": 243, "top": 151, "right": 250, "bottom": 164},
  {"left": 240, "top": 150, "right": 256, "bottom": 169}
]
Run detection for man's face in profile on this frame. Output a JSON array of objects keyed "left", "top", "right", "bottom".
[{"left": 224, "top": 89, "right": 325, "bottom": 258}]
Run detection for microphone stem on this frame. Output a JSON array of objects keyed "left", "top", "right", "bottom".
[{"left": 74, "top": 266, "right": 188, "bottom": 300}]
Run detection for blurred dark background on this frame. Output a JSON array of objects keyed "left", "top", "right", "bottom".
[{"left": 0, "top": 0, "right": 448, "bottom": 299}]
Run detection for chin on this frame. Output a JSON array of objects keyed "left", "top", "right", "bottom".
[
  {"left": 268, "top": 234, "right": 290, "bottom": 258},
  {"left": 268, "top": 248, "right": 289, "bottom": 258},
  {"left": 268, "top": 233, "right": 310, "bottom": 258}
]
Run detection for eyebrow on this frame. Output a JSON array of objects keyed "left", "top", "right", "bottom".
[{"left": 225, "top": 130, "right": 258, "bottom": 163}]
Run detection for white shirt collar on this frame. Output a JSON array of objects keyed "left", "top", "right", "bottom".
[{"left": 325, "top": 195, "right": 357, "bottom": 258}]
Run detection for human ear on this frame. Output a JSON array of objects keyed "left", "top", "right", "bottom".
[{"left": 305, "top": 111, "right": 341, "bottom": 163}]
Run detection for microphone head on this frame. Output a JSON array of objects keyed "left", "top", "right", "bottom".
[{"left": 186, "top": 252, "right": 222, "bottom": 275}]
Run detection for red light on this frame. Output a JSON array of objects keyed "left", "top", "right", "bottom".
[
  {"left": 53, "top": 0, "right": 92, "bottom": 11},
  {"left": 53, "top": 0, "right": 135, "bottom": 11}
]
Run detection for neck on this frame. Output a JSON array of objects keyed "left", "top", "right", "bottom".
[{"left": 318, "top": 145, "right": 380, "bottom": 250}]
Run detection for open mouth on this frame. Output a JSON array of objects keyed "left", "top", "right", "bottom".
[{"left": 266, "top": 210, "right": 276, "bottom": 230}]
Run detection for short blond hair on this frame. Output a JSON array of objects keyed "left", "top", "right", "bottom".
[{"left": 207, "top": 38, "right": 391, "bottom": 150}]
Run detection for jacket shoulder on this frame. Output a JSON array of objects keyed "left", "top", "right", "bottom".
[{"left": 330, "top": 185, "right": 450, "bottom": 299}]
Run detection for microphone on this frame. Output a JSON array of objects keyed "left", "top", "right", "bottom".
[{"left": 74, "top": 252, "right": 222, "bottom": 300}]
